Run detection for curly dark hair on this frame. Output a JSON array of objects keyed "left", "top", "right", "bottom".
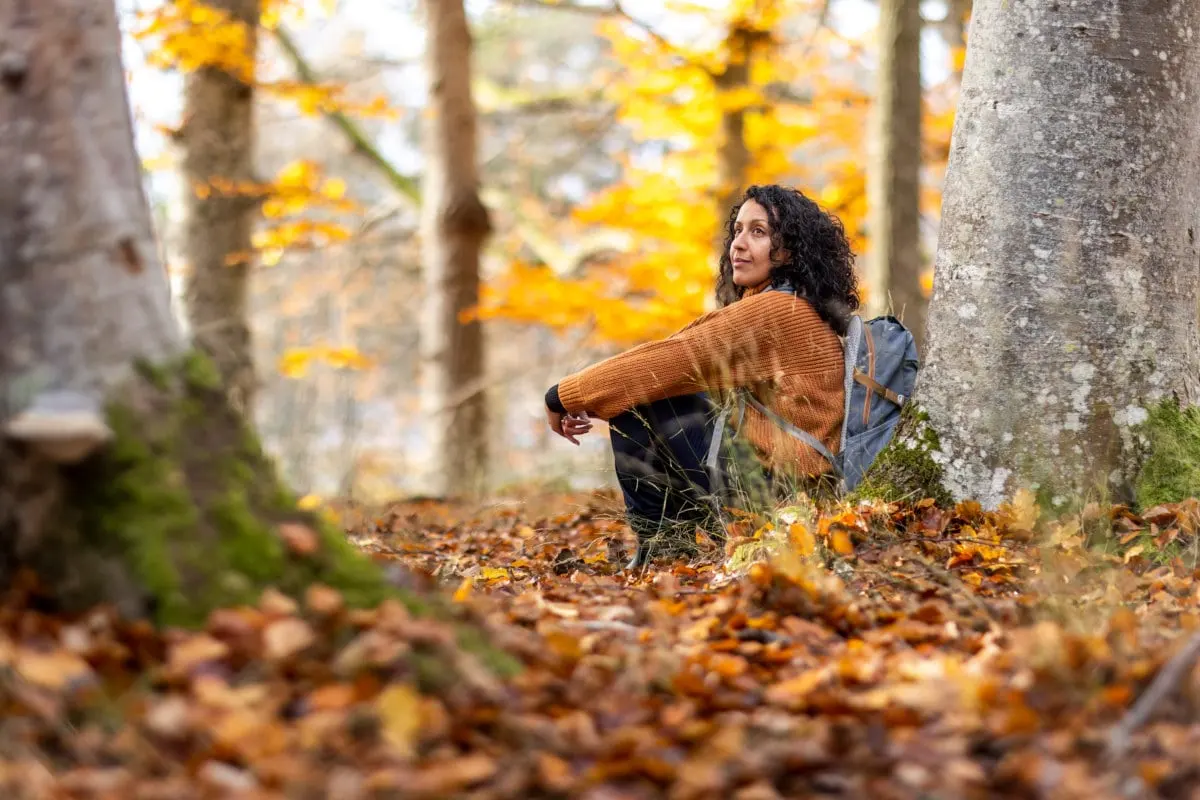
[{"left": 715, "top": 184, "right": 859, "bottom": 336}]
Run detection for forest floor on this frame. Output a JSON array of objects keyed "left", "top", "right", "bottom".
[{"left": 3, "top": 489, "right": 1200, "bottom": 799}]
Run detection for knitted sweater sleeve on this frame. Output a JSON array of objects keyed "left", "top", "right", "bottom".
[{"left": 555, "top": 292, "right": 832, "bottom": 419}]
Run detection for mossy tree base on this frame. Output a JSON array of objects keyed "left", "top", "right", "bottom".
[
  {"left": 0, "top": 352, "right": 393, "bottom": 627},
  {"left": 1133, "top": 397, "right": 1200, "bottom": 510},
  {"left": 843, "top": 396, "right": 1200, "bottom": 514},
  {"left": 847, "top": 402, "right": 953, "bottom": 507}
]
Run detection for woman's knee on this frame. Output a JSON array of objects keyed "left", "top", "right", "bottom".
[{"left": 608, "top": 407, "right": 649, "bottom": 451}]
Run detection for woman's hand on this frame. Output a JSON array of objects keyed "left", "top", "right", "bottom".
[{"left": 547, "top": 407, "right": 593, "bottom": 445}]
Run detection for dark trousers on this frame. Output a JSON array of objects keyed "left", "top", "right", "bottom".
[
  {"left": 608, "top": 394, "right": 825, "bottom": 563},
  {"left": 607, "top": 393, "right": 721, "bottom": 539}
]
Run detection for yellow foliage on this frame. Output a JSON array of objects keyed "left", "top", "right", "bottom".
[
  {"left": 189, "top": 160, "right": 359, "bottom": 264},
  {"left": 134, "top": 0, "right": 256, "bottom": 82},
  {"left": 264, "top": 80, "right": 401, "bottom": 120},
  {"left": 136, "top": 1, "right": 399, "bottom": 122},
  {"left": 278, "top": 345, "right": 375, "bottom": 379},
  {"left": 481, "top": 0, "right": 928, "bottom": 344}
]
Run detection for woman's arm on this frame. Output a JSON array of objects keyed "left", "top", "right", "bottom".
[{"left": 547, "top": 292, "right": 838, "bottom": 420}]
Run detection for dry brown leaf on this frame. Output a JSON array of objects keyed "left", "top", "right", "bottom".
[
  {"left": 167, "top": 634, "right": 230, "bottom": 675},
  {"left": 14, "top": 648, "right": 94, "bottom": 691},
  {"left": 279, "top": 521, "right": 320, "bottom": 555},
  {"left": 263, "top": 618, "right": 315, "bottom": 661}
]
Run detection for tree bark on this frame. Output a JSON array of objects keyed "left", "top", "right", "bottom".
[
  {"left": 181, "top": 0, "right": 260, "bottom": 417},
  {"left": 866, "top": 0, "right": 925, "bottom": 351},
  {"left": 419, "top": 0, "right": 492, "bottom": 497},
  {"left": 920, "top": 0, "right": 1200, "bottom": 508},
  {"left": 0, "top": 0, "right": 389, "bottom": 624},
  {"left": 713, "top": 26, "right": 753, "bottom": 256}
]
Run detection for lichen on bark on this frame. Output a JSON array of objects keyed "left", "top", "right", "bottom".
[
  {"left": 845, "top": 396, "right": 1200, "bottom": 514},
  {"left": 847, "top": 403, "right": 953, "bottom": 506}
]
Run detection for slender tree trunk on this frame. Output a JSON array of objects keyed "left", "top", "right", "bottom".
[
  {"left": 419, "top": 0, "right": 492, "bottom": 498},
  {"left": 920, "top": 0, "right": 1200, "bottom": 508},
  {"left": 866, "top": 0, "right": 924, "bottom": 350},
  {"left": 0, "top": 0, "right": 389, "bottom": 624},
  {"left": 713, "top": 26, "right": 753, "bottom": 255},
  {"left": 181, "top": 0, "right": 260, "bottom": 417},
  {"left": 937, "top": 0, "right": 972, "bottom": 67}
]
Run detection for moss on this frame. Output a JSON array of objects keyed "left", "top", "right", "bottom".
[
  {"left": 60, "top": 351, "right": 394, "bottom": 628},
  {"left": 847, "top": 404, "right": 953, "bottom": 506},
  {"left": 133, "top": 358, "right": 171, "bottom": 392},
  {"left": 1133, "top": 397, "right": 1200, "bottom": 509},
  {"left": 210, "top": 488, "right": 285, "bottom": 582},
  {"left": 181, "top": 351, "right": 223, "bottom": 391},
  {"left": 6, "top": 350, "right": 518, "bottom": 676},
  {"left": 93, "top": 404, "right": 198, "bottom": 624},
  {"left": 311, "top": 522, "right": 392, "bottom": 610}
]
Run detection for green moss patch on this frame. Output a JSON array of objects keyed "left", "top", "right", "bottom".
[
  {"left": 847, "top": 404, "right": 953, "bottom": 507},
  {"left": 1133, "top": 397, "right": 1200, "bottom": 509},
  {"left": 59, "top": 351, "right": 390, "bottom": 627}
]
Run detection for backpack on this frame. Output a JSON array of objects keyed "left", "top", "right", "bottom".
[{"left": 710, "top": 284, "right": 920, "bottom": 494}]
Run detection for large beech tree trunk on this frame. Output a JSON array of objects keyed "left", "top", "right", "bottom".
[
  {"left": 419, "top": 0, "right": 492, "bottom": 497},
  {"left": 920, "top": 0, "right": 1200, "bottom": 508},
  {"left": 181, "top": 0, "right": 260, "bottom": 416},
  {"left": 866, "top": 0, "right": 925, "bottom": 351},
  {"left": 0, "top": 0, "right": 388, "bottom": 624}
]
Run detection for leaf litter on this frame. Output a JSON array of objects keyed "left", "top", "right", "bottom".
[{"left": 2, "top": 489, "right": 1200, "bottom": 798}]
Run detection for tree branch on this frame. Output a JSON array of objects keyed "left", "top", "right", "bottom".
[
  {"left": 501, "top": 0, "right": 714, "bottom": 76},
  {"left": 270, "top": 25, "right": 629, "bottom": 276},
  {"left": 476, "top": 82, "right": 611, "bottom": 118},
  {"left": 272, "top": 25, "right": 420, "bottom": 203},
  {"left": 1107, "top": 631, "right": 1200, "bottom": 758}
]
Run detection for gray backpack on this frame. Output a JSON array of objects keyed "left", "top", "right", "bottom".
[{"left": 710, "top": 285, "right": 919, "bottom": 494}]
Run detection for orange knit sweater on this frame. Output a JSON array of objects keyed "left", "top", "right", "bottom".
[{"left": 556, "top": 287, "right": 846, "bottom": 476}]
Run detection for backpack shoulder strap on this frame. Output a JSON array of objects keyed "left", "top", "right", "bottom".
[{"left": 741, "top": 392, "right": 841, "bottom": 475}]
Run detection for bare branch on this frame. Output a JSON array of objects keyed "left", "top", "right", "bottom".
[
  {"left": 272, "top": 25, "right": 421, "bottom": 203},
  {"left": 271, "top": 21, "right": 628, "bottom": 275},
  {"left": 1108, "top": 632, "right": 1200, "bottom": 758},
  {"left": 500, "top": 0, "right": 714, "bottom": 76}
]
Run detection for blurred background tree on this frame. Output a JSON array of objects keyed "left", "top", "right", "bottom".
[{"left": 120, "top": 0, "right": 967, "bottom": 501}]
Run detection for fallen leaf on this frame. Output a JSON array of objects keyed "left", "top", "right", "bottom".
[
  {"left": 168, "top": 635, "right": 230, "bottom": 675},
  {"left": 376, "top": 683, "right": 422, "bottom": 757},
  {"left": 305, "top": 584, "right": 345, "bottom": 616},
  {"left": 15, "top": 649, "right": 94, "bottom": 691},
  {"left": 263, "top": 618, "right": 315, "bottom": 661},
  {"left": 279, "top": 522, "right": 319, "bottom": 555},
  {"left": 830, "top": 528, "right": 854, "bottom": 556}
]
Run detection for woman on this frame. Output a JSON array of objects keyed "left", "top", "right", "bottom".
[{"left": 544, "top": 185, "right": 859, "bottom": 568}]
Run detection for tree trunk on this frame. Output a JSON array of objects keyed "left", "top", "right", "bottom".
[
  {"left": 936, "top": 0, "right": 972, "bottom": 59},
  {"left": 0, "top": 0, "right": 390, "bottom": 625},
  {"left": 181, "top": 0, "right": 260, "bottom": 417},
  {"left": 713, "top": 26, "right": 753, "bottom": 256},
  {"left": 419, "top": 0, "right": 492, "bottom": 498},
  {"left": 866, "top": 0, "right": 925, "bottom": 351},
  {"left": 920, "top": 0, "right": 1200, "bottom": 508}
]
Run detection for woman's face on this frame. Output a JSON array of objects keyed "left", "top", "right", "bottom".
[{"left": 729, "top": 199, "right": 775, "bottom": 288}]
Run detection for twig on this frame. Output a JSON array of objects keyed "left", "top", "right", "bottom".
[
  {"left": 502, "top": 0, "right": 714, "bottom": 76},
  {"left": 564, "top": 620, "right": 642, "bottom": 634},
  {"left": 1107, "top": 631, "right": 1200, "bottom": 758},
  {"left": 886, "top": 535, "right": 1018, "bottom": 549},
  {"left": 795, "top": 0, "right": 833, "bottom": 60}
]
